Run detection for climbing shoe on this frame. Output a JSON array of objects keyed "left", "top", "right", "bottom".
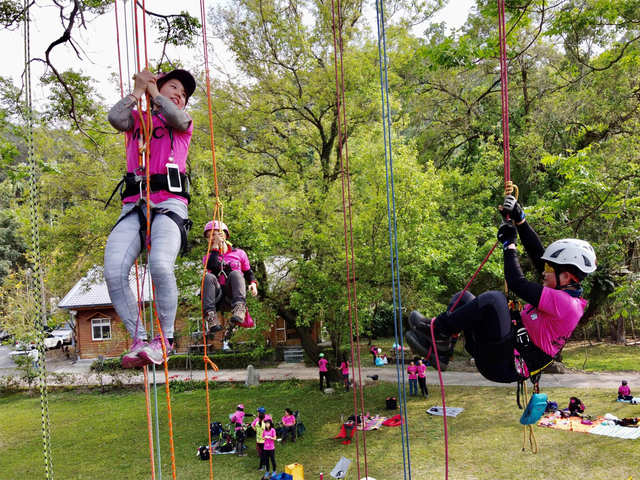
[
  {"left": 230, "top": 302, "right": 247, "bottom": 325},
  {"left": 122, "top": 338, "right": 148, "bottom": 368},
  {"left": 206, "top": 310, "right": 222, "bottom": 335}
]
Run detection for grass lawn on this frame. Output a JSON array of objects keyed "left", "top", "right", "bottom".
[
  {"left": 561, "top": 342, "right": 640, "bottom": 372},
  {"left": 1, "top": 380, "right": 638, "bottom": 479}
]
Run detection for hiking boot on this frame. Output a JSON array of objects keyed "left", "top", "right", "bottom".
[
  {"left": 230, "top": 302, "right": 247, "bottom": 325},
  {"left": 122, "top": 338, "right": 148, "bottom": 368},
  {"left": 206, "top": 310, "right": 222, "bottom": 335},
  {"left": 138, "top": 336, "right": 170, "bottom": 365},
  {"left": 405, "top": 314, "right": 452, "bottom": 366}
]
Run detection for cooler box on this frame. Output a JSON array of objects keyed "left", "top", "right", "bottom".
[{"left": 285, "top": 463, "right": 304, "bottom": 480}]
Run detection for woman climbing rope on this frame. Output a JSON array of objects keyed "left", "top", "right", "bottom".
[
  {"left": 202, "top": 220, "right": 258, "bottom": 348},
  {"left": 406, "top": 195, "right": 597, "bottom": 383},
  {"left": 104, "top": 67, "right": 196, "bottom": 368}
]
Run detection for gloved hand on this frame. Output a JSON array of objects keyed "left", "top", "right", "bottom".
[
  {"left": 499, "top": 195, "right": 525, "bottom": 223},
  {"left": 497, "top": 222, "right": 517, "bottom": 249}
]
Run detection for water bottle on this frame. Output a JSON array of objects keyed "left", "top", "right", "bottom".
[{"left": 320, "top": 473, "right": 323, "bottom": 480}]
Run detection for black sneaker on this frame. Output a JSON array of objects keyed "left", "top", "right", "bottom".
[
  {"left": 406, "top": 329, "right": 451, "bottom": 369},
  {"left": 406, "top": 312, "right": 453, "bottom": 360}
]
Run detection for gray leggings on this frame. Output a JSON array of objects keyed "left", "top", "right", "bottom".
[{"left": 104, "top": 200, "right": 187, "bottom": 340}]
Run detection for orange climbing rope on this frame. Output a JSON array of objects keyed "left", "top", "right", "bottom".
[{"left": 198, "top": 0, "right": 224, "bottom": 477}]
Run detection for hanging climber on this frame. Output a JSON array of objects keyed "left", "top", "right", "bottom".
[
  {"left": 202, "top": 220, "right": 258, "bottom": 349},
  {"left": 406, "top": 195, "right": 597, "bottom": 383},
  {"left": 104, "top": 67, "right": 196, "bottom": 368}
]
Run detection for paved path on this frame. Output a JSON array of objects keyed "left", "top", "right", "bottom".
[{"left": 3, "top": 359, "right": 639, "bottom": 389}]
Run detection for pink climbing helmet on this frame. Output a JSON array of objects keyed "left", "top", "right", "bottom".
[{"left": 203, "top": 220, "right": 229, "bottom": 238}]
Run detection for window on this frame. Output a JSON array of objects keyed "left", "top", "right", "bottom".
[{"left": 91, "top": 317, "right": 111, "bottom": 341}]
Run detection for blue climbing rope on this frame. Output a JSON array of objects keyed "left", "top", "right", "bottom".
[{"left": 374, "top": 0, "right": 412, "bottom": 479}]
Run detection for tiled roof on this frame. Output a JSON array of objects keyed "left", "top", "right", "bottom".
[{"left": 58, "top": 266, "right": 153, "bottom": 309}]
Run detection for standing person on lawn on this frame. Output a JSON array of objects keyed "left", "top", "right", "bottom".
[
  {"left": 318, "top": 353, "right": 330, "bottom": 390},
  {"left": 230, "top": 404, "right": 247, "bottom": 456},
  {"left": 261, "top": 419, "right": 277, "bottom": 477},
  {"left": 407, "top": 360, "right": 418, "bottom": 396},
  {"left": 416, "top": 358, "right": 428, "bottom": 397},
  {"left": 252, "top": 407, "right": 270, "bottom": 470},
  {"left": 105, "top": 68, "right": 196, "bottom": 368},
  {"left": 339, "top": 356, "right": 350, "bottom": 391}
]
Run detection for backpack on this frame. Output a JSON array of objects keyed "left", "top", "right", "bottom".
[
  {"left": 210, "top": 422, "right": 224, "bottom": 438},
  {"left": 386, "top": 396, "right": 397, "bottom": 410},
  {"left": 197, "top": 445, "right": 210, "bottom": 461},
  {"left": 296, "top": 421, "right": 306, "bottom": 437},
  {"left": 520, "top": 393, "right": 548, "bottom": 425}
]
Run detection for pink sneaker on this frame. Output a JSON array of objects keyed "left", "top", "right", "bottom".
[
  {"left": 138, "top": 336, "right": 170, "bottom": 365},
  {"left": 122, "top": 338, "right": 149, "bottom": 368}
]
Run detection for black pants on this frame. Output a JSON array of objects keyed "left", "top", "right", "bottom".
[
  {"left": 281, "top": 425, "right": 296, "bottom": 442},
  {"left": 418, "top": 376, "right": 428, "bottom": 396},
  {"left": 261, "top": 449, "right": 276, "bottom": 471},
  {"left": 319, "top": 371, "right": 330, "bottom": 390},
  {"left": 438, "top": 290, "right": 519, "bottom": 383}
]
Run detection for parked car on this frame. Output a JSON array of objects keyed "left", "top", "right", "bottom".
[
  {"left": 13, "top": 333, "right": 63, "bottom": 351},
  {"left": 51, "top": 327, "right": 73, "bottom": 345},
  {"left": 9, "top": 344, "right": 38, "bottom": 361}
]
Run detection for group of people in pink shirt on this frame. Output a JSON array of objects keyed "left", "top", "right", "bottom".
[
  {"left": 406, "top": 359, "right": 429, "bottom": 397},
  {"left": 227, "top": 405, "right": 298, "bottom": 476}
]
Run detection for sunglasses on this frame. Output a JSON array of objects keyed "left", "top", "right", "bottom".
[{"left": 544, "top": 262, "right": 555, "bottom": 274}]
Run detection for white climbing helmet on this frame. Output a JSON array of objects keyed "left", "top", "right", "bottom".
[{"left": 541, "top": 238, "right": 597, "bottom": 276}]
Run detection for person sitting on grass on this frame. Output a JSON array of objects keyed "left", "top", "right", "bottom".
[
  {"left": 201, "top": 220, "right": 258, "bottom": 349},
  {"left": 280, "top": 408, "right": 296, "bottom": 443},
  {"left": 619, "top": 380, "right": 632, "bottom": 401},
  {"left": 406, "top": 195, "right": 597, "bottom": 384}
]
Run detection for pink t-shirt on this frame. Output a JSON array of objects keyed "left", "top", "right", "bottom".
[
  {"left": 417, "top": 364, "right": 427, "bottom": 378},
  {"left": 318, "top": 358, "right": 328, "bottom": 372},
  {"left": 619, "top": 385, "right": 631, "bottom": 396},
  {"left": 123, "top": 111, "right": 193, "bottom": 205},
  {"left": 203, "top": 248, "right": 252, "bottom": 286},
  {"left": 282, "top": 414, "right": 296, "bottom": 426},
  {"left": 407, "top": 365, "right": 418, "bottom": 380},
  {"left": 521, "top": 287, "right": 587, "bottom": 357},
  {"left": 340, "top": 361, "right": 349, "bottom": 375},
  {"left": 230, "top": 411, "right": 245, "bottom": 430},
  {"left": 262, "top": 428, "right": 276, "bottom": 450}
]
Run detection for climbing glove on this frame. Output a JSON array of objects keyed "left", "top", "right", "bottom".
[
  {"left": 500, "top": 195, "right": 525, "bottom": 223},
  {"left": 497, "top": 221, "right": 517, "bottom": 249}
]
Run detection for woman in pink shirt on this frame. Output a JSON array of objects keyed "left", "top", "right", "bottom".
[
  {"left": 339, "top": 356, "right": 350, "bottom": 391},
  {"left": 261, "top": 419, "right": 277, "bottom": 476},
  {"left": 281, "top": 408, "right": 297, "bottom": 443},
  {"left": 618, "top": 380, "right": 632, "bottom": 400},
  {"left": 318, "top": 353, "right": 330, "bottom": 390},
  {"left": 105, "top": 68, "right": 196, "bottom": 368},
  {"left": 406, "top": 195, "right": 597, "bottom": 384},
  {"left": 416, "top": 359, "right": 428, "bottom": 397},
  {"left": 230, "top": 404, "right": 247, "bottom": 456},
  {"left": 407, "top": 360, "right": 418, "bottom": 396}
]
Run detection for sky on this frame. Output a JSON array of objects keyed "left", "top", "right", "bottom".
[{"left": 1, "top": 0, "right": 475, "bottom": 106}]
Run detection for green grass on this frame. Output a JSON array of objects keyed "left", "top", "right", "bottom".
[
  {"left": 1, "top": 381, "right": 639, "bottom": 479},
  {"left": 561, "top": 342, "right": 640, "bottom": 372}
]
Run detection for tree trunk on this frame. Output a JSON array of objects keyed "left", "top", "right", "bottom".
[{"left": 610, "top": 317, "right": 626, "bottom": 344}]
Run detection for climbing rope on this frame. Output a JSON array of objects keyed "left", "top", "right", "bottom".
[
  {"left": 196, "top": 0, "right": 227, "bottom": 475},
  {"left": 329, "top": 1, "right": 369, "bottom": 479},
  {"left": 374, "top": 0, "right": 412, "bottom": 478},
  {"left": 24, "top": 1, "right": 54, "bottom": 477}
]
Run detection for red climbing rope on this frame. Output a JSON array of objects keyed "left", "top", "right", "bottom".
[{"left": 329, "top": 1, "right": 369, "bottom": 478}]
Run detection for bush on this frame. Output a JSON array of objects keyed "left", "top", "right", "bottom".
[{"left": 90, "top": 349, "right": 276, "bottom": 372}]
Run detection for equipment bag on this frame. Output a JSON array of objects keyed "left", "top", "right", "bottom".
[
  {"left": 197, "top": 445, "right": 210, "bottom": 460},
  {"left": 386, "top": 396, "right": 397, "bottom": 410},
  {"left": 520, "top": 393, "right": 548, "bottom": 425}
]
